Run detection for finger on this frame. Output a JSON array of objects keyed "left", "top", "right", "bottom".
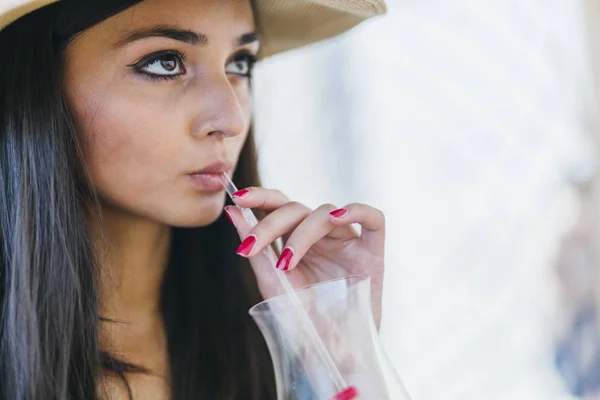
[
  {"left": 231, "top": 187, "right": 289, "bottom": 211},
  {"left": 328, "top": 203, "right": 385, "bottom": 251},
  {"left": 224, "top": 206, "right": 283, "bottom": 295},
  {"left": 276, "top": 204, "right": 359, "bottom": 271},
  {"left": 230, "top": 201, "right": 312, "bottom": 258}
]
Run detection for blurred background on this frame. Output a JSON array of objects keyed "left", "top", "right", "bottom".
[{"left": 252, "top": 0, "right": 600, "bottom": 399}]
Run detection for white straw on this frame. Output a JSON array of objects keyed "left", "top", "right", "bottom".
[{"left": 220, "top": 172, "right": 347, "bottom": 392}]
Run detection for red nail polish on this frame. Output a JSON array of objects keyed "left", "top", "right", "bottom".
[
  {"left": 334, "top": 386, "right": 359, "bottom": 400},
  {"left": 236, "top": 234, "right": 257, "bottom": 257},
  {"left": 232, "top": 189, "right": 250, "bottom": 199},
  {"left": 329, "top": 208, "right": 349, "bottom": 219},
  {"left": 276, "top": 248, "right": 294, "bottom": 271},
  {"left": 224, "top": 207, "right": 235, "bottom": 227}
]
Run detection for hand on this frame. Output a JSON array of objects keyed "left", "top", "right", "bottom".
[{"left": 224, "top": 187, "right": 385, "bottom": 327}]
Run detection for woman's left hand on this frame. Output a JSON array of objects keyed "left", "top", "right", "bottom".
[{"left": 224, "top": 187, "right": 385, "bottom": 327}]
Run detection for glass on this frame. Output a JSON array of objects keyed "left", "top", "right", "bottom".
[{"left": 250, "top": 275, "right": 411, "bottom": 400}]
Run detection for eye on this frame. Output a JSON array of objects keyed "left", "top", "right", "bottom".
[
  {"left": 132, "top": 50, "right": 187, "bottom": 81},
  {"left": 226, "top": 51, "right": 257, "bottom": 78}
]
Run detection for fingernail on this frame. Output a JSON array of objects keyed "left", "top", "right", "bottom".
[
  {"left": 334, "top": 386, "right": 359, "bottom": 400},
  {"left": 232, "top": 189, "right": 250, "bottom": 199},
  {"left": 329, "top": 208, "right": 349, "bottom": 219},
  {"left": 224, "top": 206, "right": 235, "bottom": 227},
  {"left": 276, "top": 248, "right": 294, "bottom": 271},
  {"left": 236, "top": 234, "right": 257, "bottom": 257}
]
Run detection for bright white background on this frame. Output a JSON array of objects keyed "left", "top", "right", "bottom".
[{"left": 252, "top": 1, "right": 595, "bottom": 399}]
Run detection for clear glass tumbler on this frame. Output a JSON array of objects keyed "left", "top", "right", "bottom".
[{"left": 250, "top": 275, "right": 411, "bottom": 400}]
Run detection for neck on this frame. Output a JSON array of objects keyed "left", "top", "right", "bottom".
[{"left": 88, "top": 204, "right": 171, "bottom": 323}]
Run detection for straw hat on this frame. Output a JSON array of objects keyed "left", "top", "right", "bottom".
[{"left": 0, "top": 0, "right": 387, "bottom": 58}]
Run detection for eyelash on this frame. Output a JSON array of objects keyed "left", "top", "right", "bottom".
[
  {"left": 131, "top": 50, "right": 187, "bottom": 81},
  {"left": 231, "top": 51, "right": 257, "bottom": 78},
  {"left": 131, "top": 50, "right": 257, "bottom": 82}
]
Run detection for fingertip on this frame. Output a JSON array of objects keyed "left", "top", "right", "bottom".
[
  {"left": 232, "top": 188, "right": 251, "bottom": 201},
  {"left": 236, "top": 233, "right": 257, "bottom": 257},
  {"left": 329, "top": 207, "right": 349, "bottom": 220},
  {"left": 276, "top": 247, "right": 295, "bottom": 271}
]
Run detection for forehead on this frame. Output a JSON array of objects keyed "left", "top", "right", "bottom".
[{"left": 89, "top": 0, "right": 255, "bottom": 41}]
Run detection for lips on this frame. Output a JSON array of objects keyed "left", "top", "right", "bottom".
[
  {"left": 187, "top": 161, "right": 234, "bottom": 191},
  {"left": 188, "top": 161, "right": 234, "bottom": 176}
]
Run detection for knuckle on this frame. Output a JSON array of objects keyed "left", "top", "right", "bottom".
[
  {"left": 286, "top": 201, "right": 311, "bottom": 213},
  {"left": 370, "top": 207, "right": 386, "bottom": 226},
  {"left": 377, "top": 209, "right": 386, "bottom": 224},
  {"left": 373, "top": 206, "right": 385, "bottom": 219},
  {"left": 351, "top": 203, "right": 386, "bottom": 224},
  {"left": 272, "top": 189, "right": 289, "bottom": 201},
  {"left": 253, "top": 218, "right": 277, "bottom": 237}
]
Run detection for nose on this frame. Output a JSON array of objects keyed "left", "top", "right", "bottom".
[{"left": 189, "top": 75, "right": 248, "bottom": 140}]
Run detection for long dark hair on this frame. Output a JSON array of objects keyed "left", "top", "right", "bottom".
[{"left": 0, "top": 1, "right": 275, "bottom": 399}]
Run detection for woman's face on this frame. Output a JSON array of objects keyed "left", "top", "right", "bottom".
[{"left": 64, "top": 0, "right": 257, "bottom": 227}]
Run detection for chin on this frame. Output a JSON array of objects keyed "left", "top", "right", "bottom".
[{"left": 164, "top": 201, "right": 225, "bottom": 228}]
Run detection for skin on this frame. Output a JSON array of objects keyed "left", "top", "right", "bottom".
[{"left": 62, "top": 0, "right": 385, "bottom": 398}]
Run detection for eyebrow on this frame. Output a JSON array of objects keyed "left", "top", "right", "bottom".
[
  {"left": 115, "top": 25, "right": 259, "bottom": 47},
  {"left": 238, "top": 32, "right": 259, "bottom": 46}
]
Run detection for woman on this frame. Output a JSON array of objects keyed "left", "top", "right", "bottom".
[{"left": 0, "top": 0, "right": 387, "bottom": 398}]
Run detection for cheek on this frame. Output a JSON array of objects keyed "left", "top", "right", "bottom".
[
  {"left": 235, "top": 82, "right": 252, "bottom": 119},
  {"left": 71, "top": 82, "right": 184, "bottom": 205}
]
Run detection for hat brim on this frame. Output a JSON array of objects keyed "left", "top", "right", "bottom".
[
  {"left": 0, "top": 0, "right": 386, "bottom": 59},
  {"left": 256, "top": 0, "right": 387, "bottom": 58}
]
